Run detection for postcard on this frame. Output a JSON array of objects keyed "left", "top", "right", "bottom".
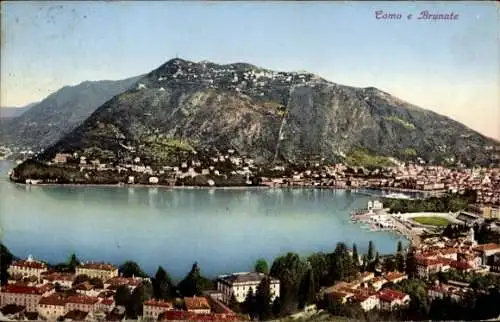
[{"left": 0, "top": 1, "right": 499, "bottom": 321}]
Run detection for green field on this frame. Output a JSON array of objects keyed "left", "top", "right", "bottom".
[{"left": 412, "top": 216, "right": 451, "bottom": 226}]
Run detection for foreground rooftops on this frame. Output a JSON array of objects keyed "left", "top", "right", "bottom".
[
  {"left": 105, "top": 276, "right": 143, "bottom": 286},
  {"left": 65, "top": 295, "right": 99, "bottom": 305},
  {"left": 473, "top": 243, "right": 500, "bottom": 253},
  {"left": 144, "top": 299, "right": 173, "bottom": 308},
  {"left": 42, "top": 272, "right": 74, "bottom": 282},
  {"left": 184, "top": 296, "right": 211, "bottom": 311},
  {"left": 378, "top": 289, "right": 409, "bottom": 302},
  {"left": 1, "top": 284, "right": 44, "bottom": 295},
  {"left": 38, "top": 294, "right": 67, "bottom": 306}
]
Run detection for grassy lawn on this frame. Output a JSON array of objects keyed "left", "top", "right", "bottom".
[{"left": 413, "top": 216, "right": 451, "bottom": 226}]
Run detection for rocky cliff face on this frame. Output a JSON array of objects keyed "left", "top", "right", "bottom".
[
  {"left": 38, "top": 58, "right": 500, "bottom": 167},
  {"left": 0, "top": 76, "right": 142, "bottom": 150}
]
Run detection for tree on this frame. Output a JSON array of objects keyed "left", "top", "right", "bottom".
[
  {"left": 228, "top": 294, "right": 241, "bottom": 314},
  {"left": 73, "top": 274, "right": 90, "bottom": 286},
  {"left": 367, "top": 241, "right": 375, "bottom": 262},
  {"left": 298, "top": 269, "right": 316, "bottom": 309},
  {"left": 68, "top": 253, "right": 80, "bottom": 272},
  {"left": 405, "top": 248, "right": 418, "bottom": 278},
  {"left": 0, "top": 243, "right": 14, "bottom": 285},
  {"left": 114, "top": 285, "right": 131, "bottom": 306},
  {"left": 254, "top": 258, "right": 269, "bottom": 274},
  {"left": 255, "top": 277, "right": 272, "bottom": 320},
  {"left": 396, "top": 241, "right": 406, "bottom": 272},
  {"left": 89, "top": 277, "right": 104, "bottom": 289},
  {"left": 271, "top": 297, "right": 281, "bottom": 318},
  {"left": 352, "top": 243, "right": 359, "bottom": 268},
  {"left": 361, "top": 254, "right": 368, "bottom": 272},
  {"left": 270, "top": 253, "right": 308, "bottom": 314},
  {"left": 177, "top": 262, "right": 212, "bottom": 297},
  {"left": 307, "top": 253, "right": 329, "bottom": 289},
  {"left": 126, "top": 282, "right": 153, "bottom": 319},
  {"left": 119, "top": 261, "right": 148, "bottom": 278},
  {"left": 153, "top": 266, "right": 175, "bottom": 300},
  {"left": 242, "top": 287, "right": 256, "bottom": 318}
]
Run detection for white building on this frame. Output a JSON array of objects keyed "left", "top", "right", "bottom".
[
  {"left": 37, "top": 294, "right": 66, "bottom": 320},
  {"left": 0, "top": 284, "right": 54, "bottom": 312},
  {"left": 143, "top": 299, "right": 173, "bottom": 320},
  {"left": 75, "top": 263, "right": 118, "bottom": 280},
  {"left": 8, "top": 255, "right": 48, "bottom": 281},
  {"left": 356, "top": 294, "right": 379, "bottom": 311},
  {"left": 217, "top": 272, "right": 280, "bottom": 303}
]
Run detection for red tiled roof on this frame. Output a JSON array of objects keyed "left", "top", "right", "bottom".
[
  {"left": 64, "top": 310, "right": 89, "bottom": 320},
  {"left": 417, "top": 258, "right": 442, "bottom": 267},
  {"left": 384, "top": 272, "right": 407, "bottom": 282},
  {"left": 437, "top": 257, "right": 453, "bottom": 266},
  {"left": 100, "top": 298, "right": 114, "bottom": 306},
  {"left": 105, "top": 276, "right": 142, "bottom": 286},
  {"left": 78, "top": 263, "right": 117, "bottom": 271},
  {"left": 1, "top": 284, "right": 46, "bottom": 295},
  {"left": 11, "top": 260, "right": 47, "bottom": 270},
  {"left": 184, "top": 296, "right": 211, "bottom": 311},
  {"left": 38, "top": 295, "right": 66, "bottom": 306},
  {"left": 439, "top": 248, "right": 459, "bottom": 255},
  {"left": 354, "top": 292, "right": 373, "bottom": 302},
  {"left": 65, "top": 295, "right": 99, "bottom": 305},
  {"left": 378, "top": 289, "right": 409, "bottom": 303},
  {"left": 450, "top": 261, "right": 473, "bottom": 270},
  {"left": 473, "top": 243, "right": 500, "bottom": 252},
  {"left": 43, "top": 272, "right": 74, "bottom": 282},
  {"left": 144, "top": 299, "right": 173, "bottom": 308}
]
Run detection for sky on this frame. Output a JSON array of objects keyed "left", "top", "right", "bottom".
[{"left": 1, "top": 1, "right": 498, "bottom": 139}]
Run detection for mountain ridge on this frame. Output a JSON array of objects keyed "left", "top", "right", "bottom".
[
  {"left": 0, "top": 75, "right": 143, "bottom": 150},
  {"left": 33, "top": 58, "right": 500, "bottom": 167}
]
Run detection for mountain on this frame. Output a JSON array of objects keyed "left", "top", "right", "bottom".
[
  {"left": 0, "top": 76, "right": 142, "bottom": 150},
  {"left": 37, "top": 58, "right": 500, "bottom": 167},
  {"left": 0, "top": 103, "right": 37, "bottom": 118}
]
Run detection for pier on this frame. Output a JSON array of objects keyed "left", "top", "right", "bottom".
[{"left": 350, "top": 203, "right": 422, "bottom": 247}]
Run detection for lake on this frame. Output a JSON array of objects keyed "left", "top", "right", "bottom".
[{"left": 0, "top": 160, "right": 408, "bottom": 280}]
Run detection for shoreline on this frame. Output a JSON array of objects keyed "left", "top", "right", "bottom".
[{"left": 10, "top": 180, "right": 438, "bottom": 195}]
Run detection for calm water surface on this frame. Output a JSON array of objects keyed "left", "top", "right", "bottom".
[{"left": 0, "top": 161, "right": 407, "bottom": 279}]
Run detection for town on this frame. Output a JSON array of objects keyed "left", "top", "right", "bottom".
[
  {"left": 6, "top": 146, "right": 500, "bottom": 210},
  {"left": 1, "top": 212, "right": 499, "bottom": 321}
]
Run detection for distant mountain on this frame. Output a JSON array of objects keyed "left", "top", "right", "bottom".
[
  {"left": 0, "top": 76, "right": 142, "bottom": 149},
  {"left": 0, "top": 103, "right": 37, "bottom": 118},
  {"left": 37, "top": 58, "right": 500, "bottom": 167}
]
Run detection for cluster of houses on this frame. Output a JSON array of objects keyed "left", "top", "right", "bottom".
[
  {"left": 414, "top": 229, "right": 500, "bottom": 277},
  {"left": 321, "top": 271, "right": 410, "bottom": 312},
  {"left": 0, "top": 256, "right": 282, "bottom": 321},
  {"left": 0, "top": 257, "right": 138, "bottom": 321},
  {"left": 47, "top": 149, "right": 500, "bottom": 211}
]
